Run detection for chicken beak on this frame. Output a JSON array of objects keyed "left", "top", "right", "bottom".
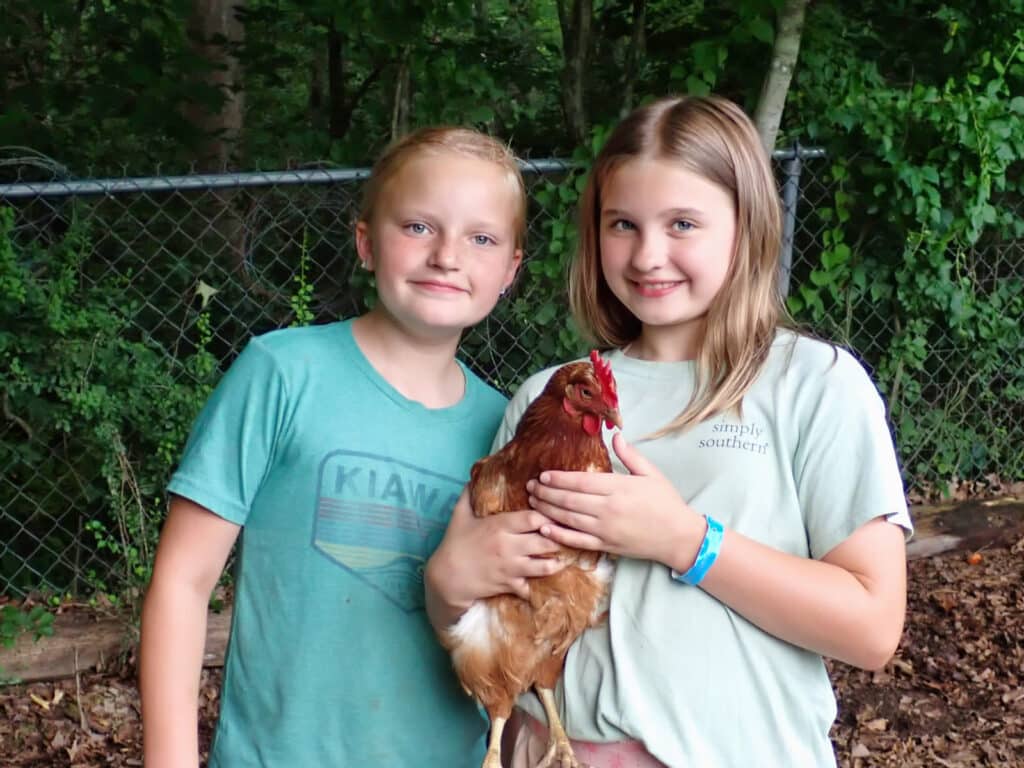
[{"left": 604, "top": 409, "right": 623, "bottom": 430}]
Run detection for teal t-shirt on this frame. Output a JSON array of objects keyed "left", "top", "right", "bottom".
[{"left": 167, "top": 319, "right": 506, "bottom": 767}]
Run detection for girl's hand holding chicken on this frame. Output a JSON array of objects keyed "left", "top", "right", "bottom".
[
  {"left": 527, "top": 432, "right": 705, "bottom": 571},
  {"left": 425, "top": 490, "right": 565, "bottom": 629}
]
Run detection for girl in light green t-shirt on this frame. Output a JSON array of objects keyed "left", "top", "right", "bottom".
[{"left": 429, "top": 95, "right": 912, "bottom": 768}]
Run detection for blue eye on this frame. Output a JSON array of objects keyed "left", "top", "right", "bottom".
[
  {"left": 406, "top": 222, "right": 429, "bottom": 235},
  {"left": 611, "top": 219, "right": 636, "bottom": 231},
  {"left": 473, "top": 234, "right": 496, "bottom": 246},
  {"left": 673, "top": 220, "right": 694, "bottom": 231}
]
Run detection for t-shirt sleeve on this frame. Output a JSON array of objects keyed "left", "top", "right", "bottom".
[
  {"left": 488, "top": 369, "right": 552, "bottom": 453},
  {"left": 489, "top": 393, "right": 524, "bottom": 453},
  {"left": 793, "top": 349, "right": 913, "bottom": 559},
  {"left": 166, "top": 338, "right": 289, "bottom": 525}
]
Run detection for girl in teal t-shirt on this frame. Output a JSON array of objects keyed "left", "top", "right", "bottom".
[{"left": 139, "top": 126, "right": 543, "bottom": 767}]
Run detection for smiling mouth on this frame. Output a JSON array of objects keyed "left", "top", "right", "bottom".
[
  {"left": 631, "top": 280, "right": 685, "bottom": 296},
  {"left": 411, "top": 280, "right": 466, "bottom": 291}
]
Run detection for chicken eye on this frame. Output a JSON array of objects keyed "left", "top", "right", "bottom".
[{"left": 580, "top": 387, "right": 593, "bottom": 399}]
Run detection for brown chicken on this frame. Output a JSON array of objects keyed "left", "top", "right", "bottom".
[{"left": 441, "top": 350, "right": 622, "bottom": 768}]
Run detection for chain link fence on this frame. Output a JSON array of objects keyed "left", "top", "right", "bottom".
[
  {"left": 786, "top": 156, "right": 1024, "bottom": 504},
  {"left": 1, "top": 148, "right": 1021, "bottom": 598}
]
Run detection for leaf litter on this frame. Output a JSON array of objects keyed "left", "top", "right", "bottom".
[{"left": 1, "top": 541, "right": 1022, "bottom": 767}]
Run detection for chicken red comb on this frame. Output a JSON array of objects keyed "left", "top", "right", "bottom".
[{"left": 589, "top": 349, "right": 618, "bottom": 409}]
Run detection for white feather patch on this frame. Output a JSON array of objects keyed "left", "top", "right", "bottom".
[
  {"left": 449, "top": 601, "right": 502, "bottom": 657},
  {"left": 593, "top": 555, "right": 614, "bottom": 585},
  {"left": 589, "top": 555, "right": 615, "bottom": 623}
]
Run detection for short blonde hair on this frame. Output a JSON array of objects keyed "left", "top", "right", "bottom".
[
  {"left": 359, "top": 127, "right": 528, "bottom": 249},
  {"left": 569, "top": 95, "right": 784, "bottom": 434}
]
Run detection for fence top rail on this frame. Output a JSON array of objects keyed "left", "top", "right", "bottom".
[
  {"left": 0, "top": 159, "right": 570, "bottom": 200},
  {"left": 0, "top": 148, "right": 825, "bottom": 200}
]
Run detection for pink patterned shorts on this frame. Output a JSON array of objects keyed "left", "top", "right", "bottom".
[{"left": 505, "top": 709, "right": 668, "bottom": 768}]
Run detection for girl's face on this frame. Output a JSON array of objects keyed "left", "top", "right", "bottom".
[
  {"left": 356, "top": 152, "right": 522, "bottom": 341},
  {"left": 599, "top": 157, "right": 737, "bottom": 360}
]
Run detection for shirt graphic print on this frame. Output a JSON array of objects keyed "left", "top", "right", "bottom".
[
  {"left": 696, "top": 415, "right": 772, "bottom": 456},
  {"left": 314, "top": 449, "right": 463, "bottom": 611}
]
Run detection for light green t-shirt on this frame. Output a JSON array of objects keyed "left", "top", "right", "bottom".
[
  {"left": 168, "top": 320, "right": 506, "bottom": 767},
  {"left": 496, "top": 331, "right": 913, "bottom": 767}
]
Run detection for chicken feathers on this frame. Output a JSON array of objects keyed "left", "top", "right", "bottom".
[{"left": 441, "top": 351, "right": 622, "bottom": 768}]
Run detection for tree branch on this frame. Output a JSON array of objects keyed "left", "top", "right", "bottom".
[
  {"left": 620, "top": 0, "right": 647, "bottom": 116},
  {"left": 753, "top": 0, "right": 808, "bottom": 153},
  {"left": 557, "top": 0, "right": 593, "bottom": 145}
]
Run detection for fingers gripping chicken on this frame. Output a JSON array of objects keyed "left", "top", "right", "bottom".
[{"left": 441, "top": 351, "right": 622, "bottom": 768}]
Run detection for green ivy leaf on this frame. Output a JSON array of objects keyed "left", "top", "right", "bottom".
[
  {"left": 467, "top": 105, "right": 495, "bottom": 123},
  {"left": 749, "top": 17, "right": 775, "bottom": 45}
]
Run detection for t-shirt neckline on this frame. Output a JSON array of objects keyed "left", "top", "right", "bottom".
[{"left": 336, "top": 319, "right": 480, "bottom": 419}]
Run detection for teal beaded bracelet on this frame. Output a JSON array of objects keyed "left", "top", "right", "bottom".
[{"left": 670, "top": 514, "right": 724, "bottom": 586}]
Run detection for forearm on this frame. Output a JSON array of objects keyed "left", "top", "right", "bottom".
[
  {"left": 679, "top": 524, "right": 905, "bottom": 669},
  {"left": 139, "top": 580, "right": 211, "bottom": 768},
  {"left": 526, "top": 439, "right": 907, "bottom": 670},
  {"left": 424, "top": 552, "right": 472, "bottom": 635}
]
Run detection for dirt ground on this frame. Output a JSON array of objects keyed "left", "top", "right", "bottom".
[{"left": 2, "top": 540, "right": 1022, "bottom": 767}]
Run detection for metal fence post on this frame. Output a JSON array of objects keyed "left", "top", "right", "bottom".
[{"left": 778, "top": 141, "right": 803, "bottom": 299}]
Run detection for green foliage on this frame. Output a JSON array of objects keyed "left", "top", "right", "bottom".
[
  {"left": 0, "top": 602, "right": 55, "bottom": 685},
  {"left": 0, "top": 0, "right": 207, "bottom": 171},
  {"left": 661, "top": 0, "right": 776, "bottom": 101},
  {"left": 290, "top": 230, "right": 316, "bottom": 327},
  {"left": 0, "top": 603, "right": 54, "bottom": 649},
  {"left": 786, "top": 4, "right": 1024, "bottom": 495},
  {"left": 0, "top": 0, "right": 788, "bottom": 170},
  {"left": 0, "top": 206, "right": 217, "bottom": 606}
]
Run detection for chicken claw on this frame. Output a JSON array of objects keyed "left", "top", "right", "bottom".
[
  {"left": 536, "top": 731, "right": 581, "bottom": 768},
  {"left": 535, "top": 687, "right": 581, "bottom": 768}
]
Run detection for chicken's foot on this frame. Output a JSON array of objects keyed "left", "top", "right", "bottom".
[
  {"left": 481, "top": 714, "right": 507, "bottom": 768},
  {"left": 535, "top": 687, "right": 581, "bottom": 768}
]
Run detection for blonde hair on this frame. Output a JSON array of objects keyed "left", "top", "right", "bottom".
[
  {"left": 359, "top": 127, "right": 528, "bottom": 249},
  {"left": 569, "top": 95, "right": 785, "bottom": 435}
]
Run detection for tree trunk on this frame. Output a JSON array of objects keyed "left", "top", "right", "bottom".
[
  {"left": 4, "top": 7, "right": 56, "bottom": 109},
  {"left": 753, "top": 0, "right": 808, "bottom": 153},
  {"left": 184, "top": 0, "right": 248, "bottom": 280},
  {"left": 326, "top": 19, "right": 385, "bottom": 142},
  {"left": 620, "top": 0, "right": 646, "bottom": 117},
  {"left": 473, "top": 0, "right": 489, "bottom": 35},
  {"left": 185, "top": 0, "right": 246, "bottom": 170},
  {"left": 390, "top": 48, "right": 412, "bottom": 141},
  {"left": 326, "top": 20, "right": 347, "bottom": 140},
  {"left": 309, "top": 44, "right": 324, "bottom": 117},
  {"left": 557, "top": 0, "right": 593, "bottom": 146}
]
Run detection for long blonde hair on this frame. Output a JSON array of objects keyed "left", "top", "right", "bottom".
[
  {"left": 569, "top": 95, "right": 785, "bottom": 435},
  {"left": 359, "top": 127, "right": 528, "bottom": 249}
]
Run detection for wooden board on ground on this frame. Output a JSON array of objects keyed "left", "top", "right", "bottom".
[
  {"left": 906, "top": 495, "right": 1024, "bottom": 559},
  {"left": 0, "top": 608, "right": 232, "bottom": 684}
]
